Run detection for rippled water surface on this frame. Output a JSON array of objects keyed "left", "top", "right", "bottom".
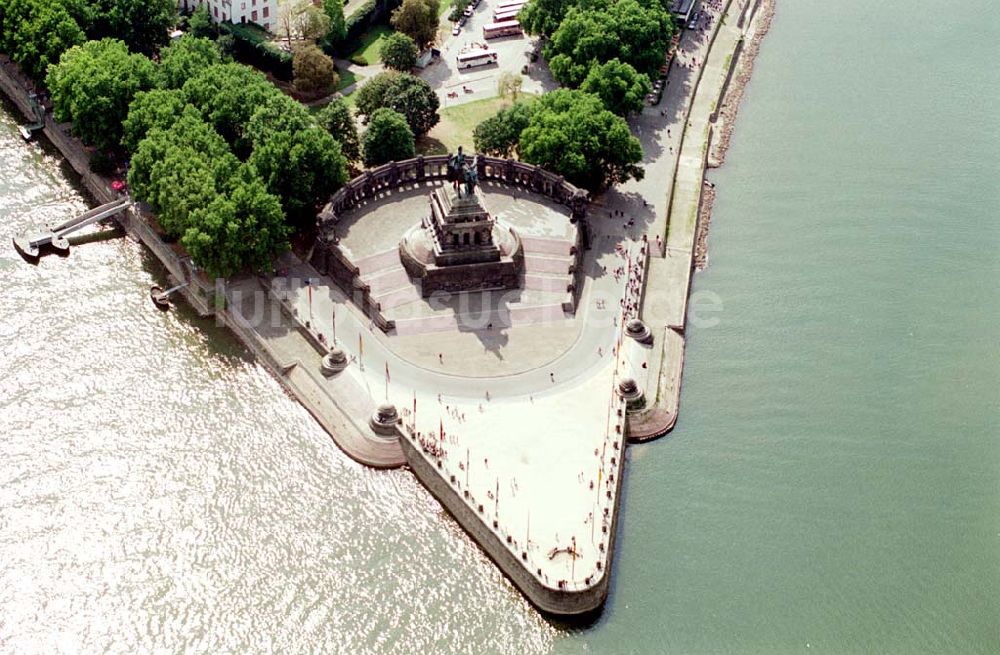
[{"left": 2, "top": 0, "right": 998, "bottom": 652}]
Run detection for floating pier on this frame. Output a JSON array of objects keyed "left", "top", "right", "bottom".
[{"left": 13, "top": 197, "right": 132, "bottom": 262}]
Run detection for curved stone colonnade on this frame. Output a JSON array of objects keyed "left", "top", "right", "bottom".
[{"left": 309, "top": 155, "right": 591, "bottom": 331}]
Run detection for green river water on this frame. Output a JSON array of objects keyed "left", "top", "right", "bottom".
[{"left": 1, "top": 0, "right": 997, "bottom": 652}]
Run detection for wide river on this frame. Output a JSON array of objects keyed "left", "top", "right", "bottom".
[{"left": 1, "top": 1, "right": 997, "bottom": 652}]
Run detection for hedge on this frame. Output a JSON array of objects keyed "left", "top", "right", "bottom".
[
  {"left": 221, "top": 21, "right": 293, "bottom": 81},
  {"left": 328, "top": 0, "right": 402, "bottom": 55}
]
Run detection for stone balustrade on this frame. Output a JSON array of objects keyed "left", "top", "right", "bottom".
[{"left": 317, "top": 155, "right": 589, "bottom": 226}]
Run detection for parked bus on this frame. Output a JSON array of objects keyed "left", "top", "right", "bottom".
[
  {"left": 456, "top": 49, "right": 499, "bottom": 69},
  {"left": 496, "top": 0, "right": 527, "bottom": 10},
  {"left": 482, "top": 20, "right": 522, "bottom": 39},
  {"left": 494, "top": 8, "right": 524, "bottom": 21}
]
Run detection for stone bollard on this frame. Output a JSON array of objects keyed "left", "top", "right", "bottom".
[{"left": 320, "top": 345, "right": 349, "bottom": 376}]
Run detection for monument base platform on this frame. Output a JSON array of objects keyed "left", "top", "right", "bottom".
[{"left": 399, "top": 221, "right": 523, "bottom": 297}]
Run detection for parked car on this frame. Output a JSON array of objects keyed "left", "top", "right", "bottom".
[
  {"left": 452, "top": 24, "right": 461, "bottom": 36},
  {"left": 687, "top": 11, "right": 701, "bottom": 29}
]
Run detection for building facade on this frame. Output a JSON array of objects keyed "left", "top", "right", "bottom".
[{"left": 179, "top": 0, "right": 276, "bottom": 32}]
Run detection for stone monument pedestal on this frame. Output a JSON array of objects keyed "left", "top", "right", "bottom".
[{"left": 399, "top": 184, "right": 522, "bottom": 297}]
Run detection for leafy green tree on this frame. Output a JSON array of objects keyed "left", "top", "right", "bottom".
[
  {"left": 315, "top": 97, "right": 360, "bottom": 162},
  {"left": 293, "top": 43, "right": 338, "bottom": 94},
  {"left": 323, "top": 0, "right": 346, "bottom": 45},
  {"left": 473, "top": 100, "right": 534, "bottom": 158},
  {"left": 245, "top": 94, "right": 348, "bottom": 226},
  {"left": 146, "top": 145, "right": 225, "bottom": 235},
  {"left": 181, "top": 62, "right": 276, "bottom": 153},
  {"left": 158, "top": 35, "right": 221, "bottom": 89},
  {"left": 58, "top": 0, "right": 98, "bottom": 33},
  {"left": 46, "top": 38, "right": 157, "bottom": 149},
  {"left": 362, "top": 108, "right": 414, "bottom": 166},
  {"left": 518, "top": 0, "right": 576, "bottom": 37},
  {"left": 121, "top": 88, "right": 187, "bottom": 151},
  {"left": 545, "top": 0, "right": 673, "bottom": 86},
  {"left": 127, "top": 111, "right": 236, "bottom": 233},
  {"left": 496, "top": 71, "right": 523, "bottom": 101},
  {"left": 182, "top": 169, "right": 290, "bottom": 278},
  {"left": 354, "top": 71, "right": 439, "bottom": 136},
  {"left": 390, "top": 0, "right": 439, "bottom": 49},
  {"left": 87, "top": 0, "right": 178, "bottom": 56},
  {"left": 0, "top": 0, "right": 85, "bottom": 80},
  {"left": 277, "top": 0, "right": 330, "bottom": 50},
  {"left": 519, "top": 89, "right": 643, "bottom": 190},
  {"left": 216, "top": 33, "right": 236, "bottom": 60},
  {"left": 380, "top": 32, "right": 418, "bottom": 71},
  {"left": 188, "top": 5, "right": 214, "bottom": 39},
  {"left": 579, "top": 58, "right": 651, "bottom": 116}
]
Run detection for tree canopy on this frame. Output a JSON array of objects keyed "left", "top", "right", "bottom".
[
  {"left": 245, "top": 94, "right": 348, "bottom": 227},
  {"left": 362, "top": 108, "right": 415, "bottom": 167},
  {"left": 158, "top": 35, "right": 221, "bottom": 89},
  {"left": 545, "top": 0, "right": 673, "bottom": 86},
  {"left": 85, "top": 0, "right": 178, "bottom": 56},
  {"left": 181, "top": 62, "right": 275, "bottom": 153},
  {"left": 354, "top": 71, "right": 439, "bottom": 136},
  {"left": 579, "top": 58, "right": 651, "bottom": 116},
  {"left": 46, "top": 38, "right": 157, "bottom": 150},
  {"left": 182, "top": 168, "right": 290, "bottom": 278},
  {"left": 390, "top": 0, "right": 439, "bottom": 49},
  {"left": 517, "top": 0, "right": 577, "bottom": 37},
  {"left": 0, "top": 0, "right": 86, "bottom": 80},
  {"left": 322, "top": 0, "right": 346, "bottom": 45},
  {"left": 380, "top": 32, "right": 418, "bottom": 72},
  {"left": 127, "top": 110, "right": 236, "bottom": 234},
  {"left": 315, "top": 97, "right": 360, "bottom": 163},
  {"left": 128, "top": 112, "right": 289, "bottom": 276},
  {"left": 293, "top": 43, "right": 338, "bottom": 94},
  {"left": 497, "top": 72, "right": 524, "bottom": 101},
  {"left": 519, "top": 89, "right": 643, "bottom": 191},
  {"left": 473, "top": 100, "right": 534, "bottom": 158},
  {"left": 121, "top": 87, "right": 188, "bottom": 152},
  {"left": 188, "top": 5, "right": 214, "bottom": 39}
]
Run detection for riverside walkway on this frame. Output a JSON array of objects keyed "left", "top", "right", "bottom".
[{"left": 595, "top": 0, "right": 757, "bottom": 437}]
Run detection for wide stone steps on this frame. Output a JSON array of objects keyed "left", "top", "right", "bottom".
[
  {"left": 523, "top": 253, "right": 573, "bottom": 275},
  {"left": 361, "top": 265, "right": 410, "bottom": 294},
  {"left": 354, "top": 248, "right": 400, "bottom": 276},
  {"left": 523, "top": 273, "right": 571, "bottom": 293},
  {"left": 520, "top": 235, "right": 574, "bottom": 257}
]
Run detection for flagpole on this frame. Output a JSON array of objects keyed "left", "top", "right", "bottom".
[{"left": 307, "top": 281, "right": 313, "bottom": 326}]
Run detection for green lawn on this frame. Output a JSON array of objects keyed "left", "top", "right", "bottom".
[
  {"left": 423, "top": 93, "right": 537, "bottom": 154},
  {"left": 337, "top": 67, "right": 359, "bottom": 91},
  {"left": 349, "top": 25, "right": 394, "bottom": 65}
]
